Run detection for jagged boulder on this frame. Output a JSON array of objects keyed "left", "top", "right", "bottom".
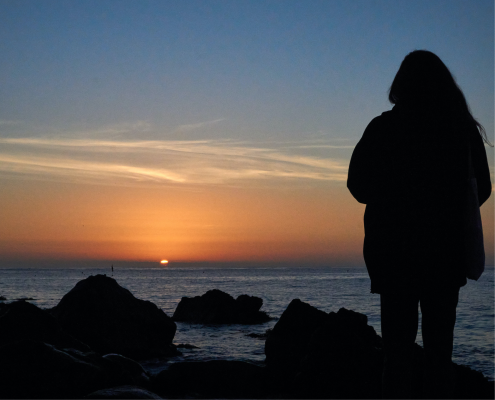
[
  {"left": 0, "top": 340, "right": 152, "bottom": 399},
  {"left": 265, "top": 299, "right": 384, "bottom": 398},
  {"left": 85, "top": 386, "right": 162, "bottom": 399},
  {"left": 102, "top": 354, "right": 151, "bottom": 387},
  {"left": 50, "top": 275, "right": 178, "bottom": 360},
  {"left": 151, "top": 360, "right": 268, "bottom": 398},
  {"left": 453, "top": 364, "right": 495, "bottom": 399},
  {"left": 172, "top": 289, "right": 271, "bottom": 324},
  {"left": 295, "top": 308, "right": 383, "bottom": 398},
  {"left": 264, "top": 299, "right": 494, "bottom": 399},
  {"left": 0, "top": 300, "right": 90, "bottom": 352},
  {"left": 264, "top": 298, "right": 330, "bottom": 373}
]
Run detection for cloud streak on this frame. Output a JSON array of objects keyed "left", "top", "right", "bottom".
[
  {"left": 0, "top": 137, "right": 350, "bottom": 186},
  {"left": 0, "top": 120, "right": 22, "bottom": 126},
  {"left": 175, "top": 118, "right": 225, "bottom": 133}
]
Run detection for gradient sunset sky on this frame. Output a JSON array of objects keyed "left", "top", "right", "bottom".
[{"left": 0, "top": 0, "right": 493, "bottom": 266}]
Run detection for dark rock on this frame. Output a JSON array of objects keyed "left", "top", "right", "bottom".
[
  {"left": 0, "top": 295, "right": 6, "bottom": 300},
  {"left": 236, "top": 294, "right": 263, "bottom": 314},
  {"left": 246, "top": 328, "right": 272, "bottom": 339},
  {"left": 0, "top": 340, "right": 106, "bottom": 399},
  {"left": 102, "top": 354, "right": 151, "bottom": 387},
  {"left": 246, "top": 333, "right": 264, "bottom": 339},
  {"left": 295, "top": 310, "right": 383, "bottom": 398},
  {"left": 0, "top": 300, "right": 90, "bottom": 352},
  {"left": 173, "top": 289, "right": 234, "bottom": 324},
  {"left": 172, "top": 289, "right": 272, "bottom": 324},
  {"left": 151, "top": 360, "right": 268, "bottom": 398},
  {"left": 85, "top": 385, "right": 162, "bottom": 399},
  {"left": 264, "top": 299, "right": 494, "bottom": 399},
  {"left": 176, "top": 343, "right": 199, "bottom": 349},
  {"left": 453, "top": 364, "right": 494, "bottom": 399},
  {"left": 0, "top": 340, "right": 154, "bottom": 399},
  {"left": 336, "top": 307, "right": 383, "bottom": 348},
  {"left": 50, "top": 274, "right": 178, "bottom": 360},
  {"left": 265, "top": 298, "right": 330, "bottom": 374},
  {"left": 266, "top": 300, "right": 383, "bottom": 398}
]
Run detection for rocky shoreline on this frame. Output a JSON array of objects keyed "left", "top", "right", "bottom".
[{"left": 0, "top": 274, "right": 492, "bottom": 399}]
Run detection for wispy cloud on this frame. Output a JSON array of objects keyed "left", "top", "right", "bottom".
[
  {"left": 175, "top": 118, "right": 225, "bottom": 133},
  {"left": 60, "top": 121, "right": 153, "bottom": 139},
  {"left": 0, "top": 136, "right": 350, "bottom": 186},
  {"left": 0, "top": 120, "right": 22, "bottom": 126},
  {"left": 0, "top": 154, "right": 186, "bottom": 183},
  {"left": 289, "top": 144, "right": 355, "bottom": 149}
]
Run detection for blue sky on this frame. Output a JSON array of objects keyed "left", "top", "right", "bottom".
[
  {"left": 1, "top": 0, "right": 493, "bottom": 141},
  {"left": 0, "top": 0, "right": 493, "bottom": 264}
]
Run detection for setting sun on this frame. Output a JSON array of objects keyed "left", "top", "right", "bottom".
[{"left": 160, "top": 260, "right": 169, "bottom": 264}]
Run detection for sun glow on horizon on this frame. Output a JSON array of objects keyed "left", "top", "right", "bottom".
[{"left": 160, "top": 260, "right": 169, "bottom": 265}]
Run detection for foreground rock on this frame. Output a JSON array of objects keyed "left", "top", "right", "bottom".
[
  {"left": 1, "top": 292, "right": 491, "bottom": 399},
  {"left": 102, "top": 354, "right": 151, "bottom": 387},
  {"left": 85, "top": 385, "right": 162, "bottom": 399},
  {"left": 0, "top": 300, "right": 90, "bottom": 352},
  {"left": 50, "top": 274, "right": 178, "bottom": 360},
  {"left": 265, "top": 299, "right": 494, "bottom": 399},
  {"left": 0, "top": 340, "right": 151, "bottom": 399},
  {"left": 151, "top": 360, "right": 269, "bottom": 398},
  {"left": 265, "top": 299, "right": 382, "bottom": 398},
  {"left": 173, "top": 289, "right": 271, "bottom": 324}
]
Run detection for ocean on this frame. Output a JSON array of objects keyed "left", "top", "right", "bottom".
[{"left": 0, "top": 266, "right": 493, "bottom": 380}]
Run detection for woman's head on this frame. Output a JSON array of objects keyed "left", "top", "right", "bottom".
[
  {"left": 389, "top": 50, "right": 489, "bottom": 143},
  {"left": 390, "top": 50, "right": 463, "bottom": 111}
]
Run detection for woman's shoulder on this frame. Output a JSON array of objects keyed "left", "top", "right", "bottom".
[
  {"left": 371, "top": 109, "right": 394, "bottom": 121},
  {"left": 363, "top": 109, "right": 398, "bottom": 136}
]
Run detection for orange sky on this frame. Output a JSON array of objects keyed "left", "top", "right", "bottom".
[
  {"left": 0, "top": 177, "right": 363, "bottom": 265},
  {"left": 0, "top": 171, "right": 493, "bottom": 266}
]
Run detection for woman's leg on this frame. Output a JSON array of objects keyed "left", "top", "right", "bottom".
[
  {"left": 380, "top": 291, "right": 420, "bottom": 399},
  {"left": 420, "top": 286, "right": 459, "bottom": 399}
]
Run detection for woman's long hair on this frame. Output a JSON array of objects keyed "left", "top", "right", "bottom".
[{"left": 389, "top": 50, "right": 491, "bottom": 145}]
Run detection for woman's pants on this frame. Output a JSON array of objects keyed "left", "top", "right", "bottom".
[{"left": 380, "top": 286, "right": 459, "bottom": 399}]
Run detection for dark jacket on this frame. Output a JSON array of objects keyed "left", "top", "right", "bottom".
[{"left": 347, "top": 106, "right": 491, "bottom": 294}]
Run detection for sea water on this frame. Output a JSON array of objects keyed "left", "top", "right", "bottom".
[{"left": 0, "top": 266, "right": 493, "bottom": 380}]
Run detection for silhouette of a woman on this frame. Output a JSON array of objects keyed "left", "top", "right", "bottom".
[{"left": 347, "top": 50, "right": 491, "bottom": 399}]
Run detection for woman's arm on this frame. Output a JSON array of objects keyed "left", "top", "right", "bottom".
[
  {"left": 470, "top": 127, "right": 492, "bottom": 206},
  {"left": 347, "top": 117, "right": 383, "bottom": 204}
]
